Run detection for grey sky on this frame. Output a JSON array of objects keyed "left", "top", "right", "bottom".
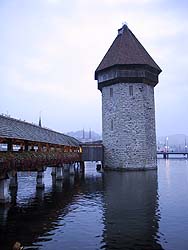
[{"left": 1, "top": 0, "right": 188, "bottom": 136}]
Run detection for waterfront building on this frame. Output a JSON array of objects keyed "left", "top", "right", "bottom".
[{"left": 95, "top": 24, "right": 162, "bottom": 170}]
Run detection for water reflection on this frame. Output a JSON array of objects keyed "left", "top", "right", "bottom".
[
  {"left": 102, "top": 171, "right": 163, "bottom": 250},
  {"left": 0, "top": 164, "right": 165, "bottom": 250},
  {"left": 0, "top": 169, "right": 86, "bottom": 250},
  {"left": 158, "top": 159, "right": 188, "bottom": 250}
]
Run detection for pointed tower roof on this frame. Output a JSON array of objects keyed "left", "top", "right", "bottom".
[{"left": 95, "top": 24, "right": 161, "bottom": 74}]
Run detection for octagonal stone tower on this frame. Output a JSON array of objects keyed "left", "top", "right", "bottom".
[{"left": 95, "top": 24, "right": 162, "bottom": 170}]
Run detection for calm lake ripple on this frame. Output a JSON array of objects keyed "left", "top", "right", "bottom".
[{"left": 0, "top": 159, "right": 188, "bottom": 250}]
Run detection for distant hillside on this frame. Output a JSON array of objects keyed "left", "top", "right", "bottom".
[{"left": 66, "top": 130, "right": 102, "bottom": 142}]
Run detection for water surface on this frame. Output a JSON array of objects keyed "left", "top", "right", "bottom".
[{"left": 0, "top": 159, "right": 188, "bottom": 250}]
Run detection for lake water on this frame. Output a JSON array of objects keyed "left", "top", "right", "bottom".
[{"left": 0, "top": 159, "right": 188, "bottom": 250}]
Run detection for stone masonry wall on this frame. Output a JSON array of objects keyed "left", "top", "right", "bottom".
[{"left": 102, "top": 82, "right": 157, "bottom": 170}]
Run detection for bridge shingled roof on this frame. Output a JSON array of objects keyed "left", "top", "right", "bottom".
[
  {"left": 95, "top": 24, "right": 161, "bottom": 74},
  {"left": 0, "top": 115, "right": 80, "bottom": 147}
]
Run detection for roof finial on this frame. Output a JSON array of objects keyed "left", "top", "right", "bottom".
[
  {"left": 39, "top": 111, "right": 42, "bottom": 127},
  {"left": 118, "top": 22, "right": 128, "bottom": 35}
]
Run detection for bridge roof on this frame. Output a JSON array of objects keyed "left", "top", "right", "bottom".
[
  {"left": 0, "top": 115, "right": 80, "bottom": 147},
  {"left": 95, "top": 24, "right": 161, "bottom": 74}
]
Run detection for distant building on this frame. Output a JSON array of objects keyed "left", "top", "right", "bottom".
[
  {"left": 66, "top": 130, "right": 102, "bottom": 143},
  {"left": 95, "top": 24, "right": 162, "bottom": 170}
]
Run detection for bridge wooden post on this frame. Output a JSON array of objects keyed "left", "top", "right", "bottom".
[
  {"left": 62, "top": 165, "right": 70, "bottom": 184},
  {"left": 37, "top": 143, "right": 42, "bottom": 152},
  {"left": 64, "top": 164, "right": 70, "bottom": 173},
  {"left": 36, "top": 171, "right": 45, "bottom": 189},
  {"left": 69, "top": 164, "right": 75, "bottom": 186},
  {"left": 70, "top": 164, "right": 75, "bottom": 175},
  {"left": 46, "top": 144, "right": 50, "bottom": 152},
  {"left": 0, "top": 204, "right": 9, "bottom": 225},
  {"left": 51, "top": 167, "right": 56, "bottom": 176},
  {"left": 36, "top": 186, "right": 44, "bottom": 201},
  {"left": 51, "top": 170, "right": 56, "bottom": 187},
  {"left": 9, "top": 171, "right": 18, "bottom": 188},
  {"left": 0, "top": 179, "right": 10, "bottom": 203},
  {"left": 54, "top": 167, "right": 63, "bottom": 191},
  {"left": 24, "top": 141, "right": 29, "bottom": 151},
  {"left": 55, "top": 179, "right": 63, "bottom": 191},
  {"left": 55, "top": 167, "right": 63, "bottom": 180},
  {"left": 80, "top": 161, "right": 85, "bottom": 173},
  {"left": 7, "top": 139, "right": 13, "bottom": 151},
  {"left": 69, "top": 173, "right": 75, "bottom": 186}
]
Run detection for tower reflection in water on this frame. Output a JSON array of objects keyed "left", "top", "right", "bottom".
[{"left": 102, "top": 170, "right": 163, "bottom": 250}]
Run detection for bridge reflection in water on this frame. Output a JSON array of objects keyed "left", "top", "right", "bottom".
[{"left": 0, "top": 163, "right": 163, "bottom": 250}]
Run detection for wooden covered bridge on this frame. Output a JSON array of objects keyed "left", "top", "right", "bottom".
[
  {"left": 0, "top": 114, "right": 82, "bottom": 179},
  {"left": 0, "top": 115, "right": 104, "bottom": 203}
]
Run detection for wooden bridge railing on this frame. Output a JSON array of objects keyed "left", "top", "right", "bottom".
[{"left": 0, "top": 151, "right": 82, "bottom": 178}]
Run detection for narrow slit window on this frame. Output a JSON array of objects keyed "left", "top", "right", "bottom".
[
  {"left": 129, "top": 85, "right": 133, "bottom": 96},
  {"left": 111, "top": 119, "right": 114, "bottom": 131},
  {"left": 110, "top": 87, "right": 113, "bottom": 97}
]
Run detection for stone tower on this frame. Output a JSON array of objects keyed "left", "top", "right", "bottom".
[{"left": 95, "top": 24, "right": 162, "bottom": 170}]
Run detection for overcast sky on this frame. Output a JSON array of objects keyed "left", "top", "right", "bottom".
[{"left": 1, "top": 0, "right": 188, "bottom": 136}]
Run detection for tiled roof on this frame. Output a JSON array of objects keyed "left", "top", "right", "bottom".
[
  {"left": 0, "top": 115, "right": 80, "bottom": 147},
  {"left": 95, "top": 25, "right": 161, "bottom": 73}
]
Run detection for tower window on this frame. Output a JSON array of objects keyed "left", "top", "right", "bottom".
[
  {"left": 111, "top": 119, "right": 114, "bottom": 131},
  {"left": 110, "top": 87, "right": 113, "bottom": 97},
  {"left": 129, "top": 85, "right": 133, "bottom": 96}
]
